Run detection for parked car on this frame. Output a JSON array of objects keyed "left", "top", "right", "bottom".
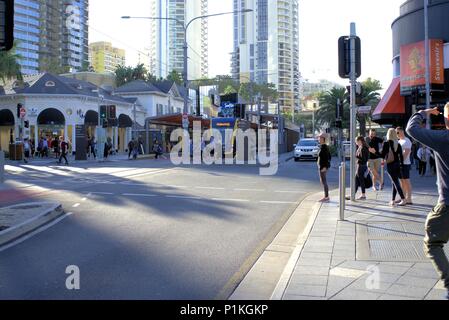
[{"left": 294, "top": 138, "right": 320, "bottom": 161}]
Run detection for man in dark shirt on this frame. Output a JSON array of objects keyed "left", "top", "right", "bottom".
[
  {"left": 366, "top": 129, "right": 384, "bottom": 191},
  {"left": 407, "top": 105, "right": 449, "bottom": 300}
]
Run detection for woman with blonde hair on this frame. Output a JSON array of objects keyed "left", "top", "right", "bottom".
[{"left": 381, "top": 128, "right": 406, "bottom": 206}]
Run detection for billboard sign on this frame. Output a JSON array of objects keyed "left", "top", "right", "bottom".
[{"left": 400, "top": 39, "right": 445, "bottom": 95}]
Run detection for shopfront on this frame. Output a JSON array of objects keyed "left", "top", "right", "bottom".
[
  {"left": 0, "top": 109, "right": 14, "bottom": 152},
  {"left": 373, "top": 0, "right": 449, "bottom": 127}
]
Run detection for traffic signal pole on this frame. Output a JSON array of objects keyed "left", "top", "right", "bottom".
[{"left": 349, "top": 23, "right": 357, "bottom": 201}]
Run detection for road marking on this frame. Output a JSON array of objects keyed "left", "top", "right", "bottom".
[
  {"left": 167, "top": 185, "right": 188, "bottom": 189},
  {"left": 87, "top": 192, "right": 114, "bottom": 196},
  {"left": 260, "top": 201, "right": 297, "bottom": 205},
  {"left": 275, "top": 191, "right": 299, "bottom": 194},
  {"left": 166, "top": 195, "right": 202, "bottom": 200},
  {"left": 196, "top": 187, "right": 225, "bottom": 190},
  {"left": 72, "top": 203, "right": 80, "bottom": 208},
  {"left": 81, "top": 198, "right": 87, "bottom": 201},
  {"left": 234, "top": 188, "right": 265, "bottom": 192},
  {"left": 122, "top": 193, "right": 157, "bottom": 197},
  {"left": 211, "top": 198, "right": 250, "bottom": 203},
  {"left": 0, "top": 212, "right": 74, "bottom": 253}
]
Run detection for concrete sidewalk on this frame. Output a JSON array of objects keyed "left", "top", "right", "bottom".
[{"left": 232, "top": 173, "right": 449, "bottom": 300}]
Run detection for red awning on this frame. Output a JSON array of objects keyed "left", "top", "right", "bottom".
[{"left": 372, "top": 77, "right": 405, "bottom": 124}]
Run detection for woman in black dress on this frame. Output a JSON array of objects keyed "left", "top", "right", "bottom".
[
  {"left": 317, "top": 133, "right": 331, "bottom": 203},
  {"left": 380, "top": 128, "right": 407, "bottom": 206},
  {"left": 355, "top": 136, "right": 370, "bottom": 200}
]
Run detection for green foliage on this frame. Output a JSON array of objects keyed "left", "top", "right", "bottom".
[
  {"left": 166, "top": 70, "right": 183, "bottom": 85},
  {"left": 115, "top": 64, "right": 159, "bottom": 87},
  {"left": 0, "top": 42, "right": 23, "bottom": 84}
]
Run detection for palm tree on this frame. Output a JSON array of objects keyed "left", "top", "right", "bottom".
[
  {"left": 316, "top": 87, "right": 349, "bottom": 130},
  {"left": 0, "top": 42, "right": 23, "bottom": 85},
  {"left": 166, "top": 70, "right": 183, "bottom": 85},
  {"left": 115, "top": 65, "right": 134, "bottom": 87},
  {"left": 358, "top": 78, "right": 382, "bottom": 136}
]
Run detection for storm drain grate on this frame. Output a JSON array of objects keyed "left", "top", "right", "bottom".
[{"left": 357, "top": 221, "right": 429, "bottom": 262}]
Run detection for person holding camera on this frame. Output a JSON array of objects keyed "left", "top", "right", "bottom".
[{"left": 407, "top": 104, "right": 449, "bottom": 300}]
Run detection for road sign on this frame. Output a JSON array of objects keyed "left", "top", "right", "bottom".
[
  {"left": 357, "top": 106, "right": 372, "bottom": 114},
  {"left": 20, "top": 107, "right": 26, "bottom": 118}
]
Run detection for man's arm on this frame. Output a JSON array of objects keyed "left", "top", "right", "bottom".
[{"left": 406, "top": 110, "right": 449, "bottom": 153}]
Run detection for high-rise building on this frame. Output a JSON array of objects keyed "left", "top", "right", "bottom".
[
  {"left": 232, "top": 0, "right": 300, "bottom": 113},
  {"left": 13, "top": 0, "right": 41, "bottom": 74},
  {"left": 13, "top": 0, "right": 89, "bottom": 75},
  {"left": 149, "top": 0, "right": 208, "bottom": 81},
  {"left": 89, "top": 42, "right": 126, "bottom": 73}
]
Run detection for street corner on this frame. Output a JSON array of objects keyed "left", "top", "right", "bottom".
[{"left": 0, "top": 202, "right": 64, "bottom": 247}]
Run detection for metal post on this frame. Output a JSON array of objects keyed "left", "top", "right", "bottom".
[
  {"left": 339, "top": 161, "right": 346, "bottom": 221},
  {"left": 424, "top": 0, "right": 431, "bottom": 111},
  {"left": 349, "top": 23, "right": 357, "bottom": 201},
  {"left": 183, "top": 37, "right": 189, "bottom": 115},
  {"left": 0, "top": 150, "right": 5, "bottom": 183}
]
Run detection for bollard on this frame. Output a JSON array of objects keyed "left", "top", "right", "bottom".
[
  {"left": 339, "top": 162, "right": 346, "bottom": 221},
  {"left": 0, "top": 151, "right": 5, "bottom": 184}
]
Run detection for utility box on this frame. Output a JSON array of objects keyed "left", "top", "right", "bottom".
[{"left": 9, "top": 143, "right": 23, "bottom": 160}]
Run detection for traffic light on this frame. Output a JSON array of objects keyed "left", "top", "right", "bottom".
[
  {"left": 100, "top": 105, "right": 107, "bottom": 119},
  {"left": 0, "top": 0, "right": 14, "bottom": 52},
  {"left": 336, "top": 99, "right": 344, "bottom": 120},
  {"left": 338, "top": 36, "right": 361, "bottom": 79},
  {"left": 102, "top": 119, "right": 108, "bottom": 128},
  {"left": 346, "top": 86, "right": 363, "bottom": 106},
  {"left": 335, "top": 120, "right": 343, "bottom": 129},
  {"left": 24, "top": 120, "right": 29, "bottom": 128},
  {"left": 108, "top": 105, "right": 116, "bottom": 119},
  {"left": 17, "top": 103, "right": 23, "bottom": 118}
]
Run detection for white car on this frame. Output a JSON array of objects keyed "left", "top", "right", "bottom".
[{"left": 294, "top": 139, "right": 320, "bottom": 161}]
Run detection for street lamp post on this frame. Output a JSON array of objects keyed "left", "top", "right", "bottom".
[
  {"left": 424, "top": 0, "right": 431, "bottom": 114},
  {"left": 122, "top": 9, "right": 253, "bottom": 115}
]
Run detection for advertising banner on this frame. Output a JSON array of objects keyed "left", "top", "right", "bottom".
[{"left": 400, "top": 39, "right": 445, "bottom": 95}]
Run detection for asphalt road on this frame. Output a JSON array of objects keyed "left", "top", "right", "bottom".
[{"left": 0, "top": 157, "right": 339, "bottom": 299}]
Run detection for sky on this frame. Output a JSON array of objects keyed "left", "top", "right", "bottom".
[{"left": 89, "top": 0, "right": 405, "bottom": 90}]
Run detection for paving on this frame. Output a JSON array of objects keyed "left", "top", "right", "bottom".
[{"left": 277, "top": 179, "right": 448, "bottom": 300}]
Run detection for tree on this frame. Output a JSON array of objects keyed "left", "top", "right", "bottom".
[
  {"left": 166, "top": 70, "right": 183, "bottom": 85},
  {"left": 358, "top": 78, "right": 382, "bottom": 136},
  {"left": 239, "top": 82, "right": 279, "bottom": 104},
  {"left": 114, "top": 64, "right": 158, "bottom": 87},
  {"left": 39, "top": 56, "right": 70, "bottom": 74},
  {"left": 215, "top": 75, "right": 239, "bottom": 95},
  {"left": 0, "top": 42, "right": 23, "bottom": 85},
  {"left": 316, "top": 87, "right": 349, "bottom": 130}
]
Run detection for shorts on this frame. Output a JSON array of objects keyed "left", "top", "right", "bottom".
[
  {"left": 24, "top": 150, "right": 30, "bottom": 158},
  {"left": 368, "top": 158, "right": 382, "bottom": 173},
  {"left": 400, "top": 164, "right": 411, "bottom": 180}
]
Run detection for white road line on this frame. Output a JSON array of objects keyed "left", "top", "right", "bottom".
[
  {"left": 72, "top": 203, "right": 80, "bottom": 208},
  {"left": 87, "top": 192, "right": 114, "bottom": 196},
  {"left": 234, "top": 188, "right": 265, "bottom": 192},
  {"left": 0, "top": 212, "right": 74, "bottom": 253},
  {"left": 260, "top": 201, "right": 297, "bottom": 205},
  {"left": 81, "top": 198, "right": 87, "bottom": 201},
  {"left": 165, "top": 195, "right": 202, "bottom": 200},
  {"left": 211, "top": 198, "right": 250, "bottom": 203},
  {"left": 122, "top": 193, "right": 157, "bottom": 197},
  {"left": 167, "top": 186, "right": 188, "bottom": 189},
  {"left": 275, "top": 191, "right": 299, "bottom": 194},
  {"left": 196, "top": 187, "right": 225, "bottom": 190}
]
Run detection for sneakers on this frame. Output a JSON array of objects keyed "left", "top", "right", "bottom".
[
  {"left": 397, "top": 200, "right": 407, "bottom": 206},
  {"left": 358, "top": 195, "right": 367, "bottom": 200},
  {"left": 319, "top": 197, "right": 330, "bottom": 203}
]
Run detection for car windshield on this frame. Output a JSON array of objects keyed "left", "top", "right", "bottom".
[{"left": 298, "top": 140, "right": 318, "bottom": 147}]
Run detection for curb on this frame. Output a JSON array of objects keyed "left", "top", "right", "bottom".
[
  {"left": 0, "top": 202, "right": 64, "bottom": 247},
  {"left": 228, "top": 191, "right": 323, "bottom": 300}
]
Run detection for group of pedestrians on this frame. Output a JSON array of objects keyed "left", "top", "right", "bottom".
[
  {"left": 317, "top": 104, "right": 449, "bottom": 299},
  {"left": 22, "top": 136, "right": 70, "bottom": 165}
]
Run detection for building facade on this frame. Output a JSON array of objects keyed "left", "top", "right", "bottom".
[
  {"left": 13, "top": 0, "right": 89, "bottom": 75},
  {"left": 231, "top": 0, "right": 300, "bottom": 114},
  {"left": 0, "top": 73, "right": 146, "bottom": 154},
  {"left": 373, "top": 0, "right": 449, "bottom": 127},
  {"left": 149, "top": 0, "right": 208, "bottom": 80},
  {"left": 89, "top": 42, "right": 126, "bottom": 74}
]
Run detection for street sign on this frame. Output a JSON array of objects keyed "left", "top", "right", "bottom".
[
  {"left": 357, "top": 106, "right": 372, "bottom": 114},
  {"left": 20, "top": 107, "right": 26, "bottom": 118}
]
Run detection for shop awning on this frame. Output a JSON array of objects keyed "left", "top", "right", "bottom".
[
  {"left": 372, "top": 77, "right": 406, "bottom": 124},
  {"left": 146, "top": 113, "right": 210, "bottom": 128}
]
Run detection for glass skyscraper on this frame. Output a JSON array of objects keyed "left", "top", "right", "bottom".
[
  {"left": 13, "top": 0, "right": 89, "bottom": 75},
  {"left": 232, "top": 0, "right": 300, "bottom": 112}
]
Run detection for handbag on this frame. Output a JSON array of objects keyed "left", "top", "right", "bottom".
[
  {"left": 385, "top": 142, "right": 395, "bottom": 164},
  {"left": 364, "top": 169, "right": 373, "bottom": 189}
]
